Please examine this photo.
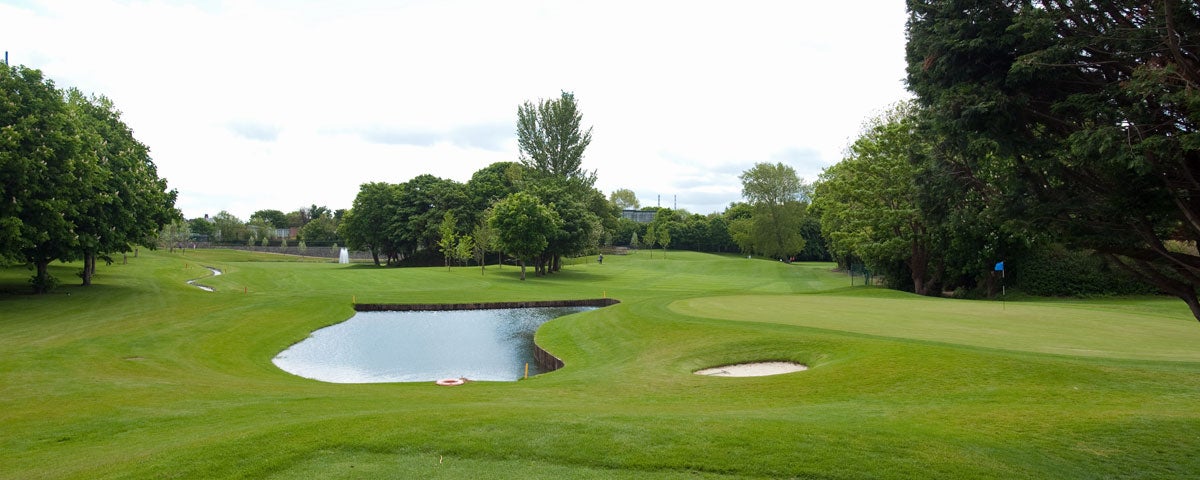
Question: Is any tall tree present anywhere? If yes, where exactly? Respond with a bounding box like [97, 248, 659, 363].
[341, 182, 399, 266]
[489, 192, 561, 281]
[2, 65, 87, 291]
[907, 0, 1200, 317]
[68, 89, 174, 285]
[736, 162, 809, 260]
[471, 214, 496, 275]
[517, 91, 595, 185]
[813, 102, 941, 295]
[2, 66, 175, 290]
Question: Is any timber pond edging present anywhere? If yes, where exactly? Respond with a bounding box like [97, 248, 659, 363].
[352, 298, 620, 374]
[353, 298, 619, 312]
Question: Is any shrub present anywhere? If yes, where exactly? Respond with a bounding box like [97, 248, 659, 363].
[1012, 245, 1157, 296]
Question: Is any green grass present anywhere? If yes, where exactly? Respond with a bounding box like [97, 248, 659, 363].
[1, 249, 1198, 479]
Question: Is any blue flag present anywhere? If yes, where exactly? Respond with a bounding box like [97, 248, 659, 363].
[994, 261, 1005, 272]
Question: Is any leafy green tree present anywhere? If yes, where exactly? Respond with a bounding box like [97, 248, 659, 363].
[304, 205, 330, 225]
[66, 89, 177, 285]
[472, 214, 497, 274]
[455, 234, 474, 267]
[736, 162, 808, 260]
[341, 182, 399, 266]
[907, 0, 1200, 317]
[437, 211, 458, 271]
[1, 65, 176, 290]
[188, 217, 215, 239]
[517, 91, 595, 185]
[513, 92, 617, 273]
[158, 220, 191, 253]
[299, 216, 339, 244]
[644, 224, 657, 259]
[388, 174, 466, 261]
[795, 216, 830, 261]
[251, 209, 288, 229]
[284, 210, 306, 229]
[609, 188, 640, 210]
[464, 162, 524, 227]
[525, 182, 602, 273]
[0, 65, 86, 291]
[658, 224, 671, 258]
[703, 213, 737, 253]
[489, 192, 561, 281]
[813, 102, 944, 294]
[630, 231, 640, 251]
[247, 216, 275, 242]
[211, 211, 247, 244]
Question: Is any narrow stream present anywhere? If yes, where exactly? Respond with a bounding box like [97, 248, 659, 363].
[186, 266, 222, 292]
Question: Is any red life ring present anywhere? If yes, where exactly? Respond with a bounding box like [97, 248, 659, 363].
[435, 378, 465, 386]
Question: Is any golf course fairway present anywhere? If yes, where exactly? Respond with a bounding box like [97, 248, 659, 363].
[2, 249, 1198, 479]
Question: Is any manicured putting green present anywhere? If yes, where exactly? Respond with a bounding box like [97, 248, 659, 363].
[672, 293, 1200, 361]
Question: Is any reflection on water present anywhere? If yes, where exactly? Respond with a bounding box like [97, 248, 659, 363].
[273, 306, 594, 383]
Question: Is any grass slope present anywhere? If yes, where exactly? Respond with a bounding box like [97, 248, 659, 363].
[1, 250, 1198, 479]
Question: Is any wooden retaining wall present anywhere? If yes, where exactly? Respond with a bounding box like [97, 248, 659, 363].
[353, 298, 619, 312]
[352, 298, 621, 374]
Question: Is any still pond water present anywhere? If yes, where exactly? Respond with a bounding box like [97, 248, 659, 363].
[273, 306, 595, 383]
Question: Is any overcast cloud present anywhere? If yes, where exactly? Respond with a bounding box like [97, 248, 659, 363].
[1, 0, 912, 219]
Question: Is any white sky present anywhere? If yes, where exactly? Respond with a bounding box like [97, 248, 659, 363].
[2, 0, 912, 220]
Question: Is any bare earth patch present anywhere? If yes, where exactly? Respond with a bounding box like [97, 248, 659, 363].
[694, 362, 808, 377]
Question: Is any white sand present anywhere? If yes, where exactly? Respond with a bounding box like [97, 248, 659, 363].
[694, 362, 808, 377]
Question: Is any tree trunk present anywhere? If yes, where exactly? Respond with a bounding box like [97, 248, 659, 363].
[552, 255, 562, 272]
[81, 253, 94, 286]
[519, 259, 527, 281]
[371, 249, 380, 266]
[33, 260, 50, 294]
[908, 240, 936, 296]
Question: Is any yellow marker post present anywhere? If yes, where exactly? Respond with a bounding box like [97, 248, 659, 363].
[524, 363, 529, 379]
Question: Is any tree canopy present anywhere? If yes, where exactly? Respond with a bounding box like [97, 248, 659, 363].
[609, 188, 640, 210]
[734, 162, 809, 260]
[907, 0, 1200, 318]
[517, 91, 595, 186]
[489, 192, 560, 281]
[1, 64, 176, 291]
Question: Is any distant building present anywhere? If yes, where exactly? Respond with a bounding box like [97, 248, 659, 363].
[620, 209, 656, 223]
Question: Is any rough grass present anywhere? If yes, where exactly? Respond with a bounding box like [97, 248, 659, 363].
[1, 249, 1198, 479]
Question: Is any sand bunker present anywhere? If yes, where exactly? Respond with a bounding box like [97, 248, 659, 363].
[694, 362, 808, 377]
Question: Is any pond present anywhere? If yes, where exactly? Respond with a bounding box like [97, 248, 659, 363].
[272, 306, 595, 383]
